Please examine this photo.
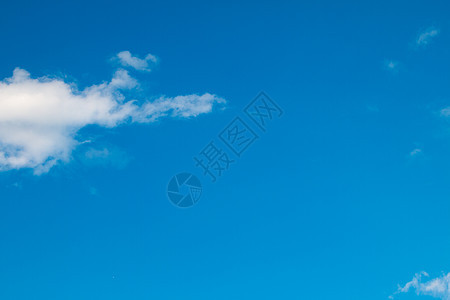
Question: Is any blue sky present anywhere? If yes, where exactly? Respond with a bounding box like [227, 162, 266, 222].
[1, 0, 450, 299]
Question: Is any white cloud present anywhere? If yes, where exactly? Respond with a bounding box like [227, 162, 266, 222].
[89, 187, 98, 196]
[391, 272, 450, 299]
[385, 60, 399, 72]
[387, 61, 396, 69]
[416, 27, 439, 47]
[83, 146, 131, 169]
[410, 148, 422, 157]
[440, 107, 450, 117]
[116, 51, 158, 71]
[0, 58, 225, 174]
[366, 104, 379, 113]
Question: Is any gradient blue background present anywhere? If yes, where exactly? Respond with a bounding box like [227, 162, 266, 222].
[1, 0, 450, 299]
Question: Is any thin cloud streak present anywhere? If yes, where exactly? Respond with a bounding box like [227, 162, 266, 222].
[416, 27, 439, 47]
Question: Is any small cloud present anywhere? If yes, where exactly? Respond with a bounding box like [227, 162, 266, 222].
[83, 146, 131, 170]
[390, 271, 450, 299]
[410, 148, 422, 157]
[384, 60, 400, 73]
[387, 61, 396, 69]
[386, 60, 398, 70]
[6, 181, 22, 189]
[416, 27, 439, 47]
[89, 187, 98, 196]
[116, 51, 158, 72]
[85, 148, 111, 159]
[440, 107, 450, 117]
[366, 104, 379, 113]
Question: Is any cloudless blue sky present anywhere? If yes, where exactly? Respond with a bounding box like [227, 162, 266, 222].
[1, 0, 450, 299]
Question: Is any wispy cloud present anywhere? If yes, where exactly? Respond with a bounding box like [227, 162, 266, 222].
[83, 146, 131, 170]
[116, 50, 158, 72]
[409, 148, 422, 157]
[384, 60, 400, 73]
[416, 27, 440, 47]
[89, 187, 99, 196]
[390, 272, 450, 299]
[366, 104, 379, 113]
[0, 52, 225, 174]
[440, 107, 450, 117]
[383, 59, 400, 74]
